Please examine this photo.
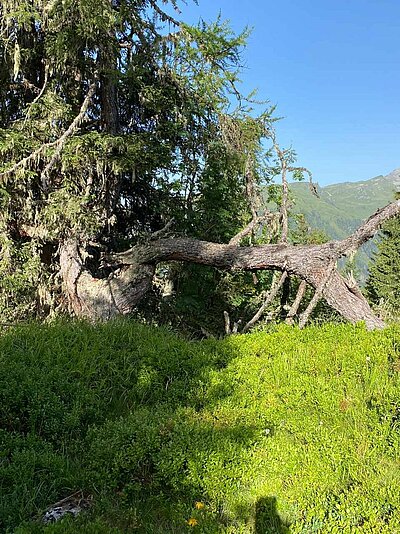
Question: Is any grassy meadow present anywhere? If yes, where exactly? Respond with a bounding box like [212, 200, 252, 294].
[0, 320, 399, 533]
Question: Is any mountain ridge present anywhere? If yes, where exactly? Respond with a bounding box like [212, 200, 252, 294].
[287, 168, 400, 280]
[289, 168, 400, 240]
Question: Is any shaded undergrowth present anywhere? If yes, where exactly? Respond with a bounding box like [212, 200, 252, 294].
[0, 320, 399, 532]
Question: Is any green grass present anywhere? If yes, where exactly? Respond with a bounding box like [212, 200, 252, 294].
[0, 320, 399, 532]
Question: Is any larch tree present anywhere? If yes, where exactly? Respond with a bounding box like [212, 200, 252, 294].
[0, 0, 399, 330]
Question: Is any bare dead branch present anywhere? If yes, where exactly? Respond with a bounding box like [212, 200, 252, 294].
[41, 82, 97, 188]
[232, 319, 242, 333]
[298, 260, 336, 328]
[241, 270, 288, 333]
[287, 165, 319, 197]
[0, 145, 45, 182]
[148, 0, 181, 26]
[285, 279, 307, 325]
[0, 82, 96, 185]
[338, 198, 400, 255]
[279, 159, 289, 244]
[229, 213, 275, 246]
[150, 218, 175, 240]
[23, 66, 50, 127]
[269, 133, 289, 244]
[243, 156, 259, 220]
[223, 310, 231, 335]
[267, 127, 317, 243]
[29, 65, 49, 107]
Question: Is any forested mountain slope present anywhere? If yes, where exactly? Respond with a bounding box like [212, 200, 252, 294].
[290, 169, 400, 239]
[288, 168, 400, 280]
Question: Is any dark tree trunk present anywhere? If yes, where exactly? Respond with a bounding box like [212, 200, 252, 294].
[280, 275, 291, 319]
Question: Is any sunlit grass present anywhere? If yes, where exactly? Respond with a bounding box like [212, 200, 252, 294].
[0, 320, 398, 532]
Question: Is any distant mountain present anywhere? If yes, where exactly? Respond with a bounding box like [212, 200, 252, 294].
[288, 168, 400, 241]
[276, 169, 400, 282]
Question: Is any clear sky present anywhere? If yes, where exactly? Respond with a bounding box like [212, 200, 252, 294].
[178, 0, 400, 185]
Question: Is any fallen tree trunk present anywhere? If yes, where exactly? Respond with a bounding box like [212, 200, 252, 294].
[59, 198, 400, 329]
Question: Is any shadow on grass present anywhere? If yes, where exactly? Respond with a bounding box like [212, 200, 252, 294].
[0, 320, 257, 532]
[254, 497, 290, 534]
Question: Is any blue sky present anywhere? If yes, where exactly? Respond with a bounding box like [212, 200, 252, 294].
[179, 0, 400, 185]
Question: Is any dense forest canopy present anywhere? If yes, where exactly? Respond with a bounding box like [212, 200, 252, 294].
[0, 0, 272, 324]
[0, 0, 399, 331]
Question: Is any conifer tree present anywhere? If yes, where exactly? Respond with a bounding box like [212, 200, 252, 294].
[0, 1, 399, 330]
[366, 202, 400, 312]
[0, 0, 271, 322]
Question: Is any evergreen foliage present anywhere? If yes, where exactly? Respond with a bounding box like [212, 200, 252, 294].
[366, 199, 400, 314]
[0, 0, 278, 323]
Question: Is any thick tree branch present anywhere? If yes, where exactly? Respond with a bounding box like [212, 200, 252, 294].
[104, 237, 379, 328]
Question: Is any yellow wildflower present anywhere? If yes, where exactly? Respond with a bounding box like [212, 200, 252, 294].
[195, 501, 205, 510]
[187, 518, 198, 527]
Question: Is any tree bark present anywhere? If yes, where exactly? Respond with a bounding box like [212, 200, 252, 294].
[59, 240, 154, 320]
[59, 199, 400, 329]
[285, 280, 306, 325]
